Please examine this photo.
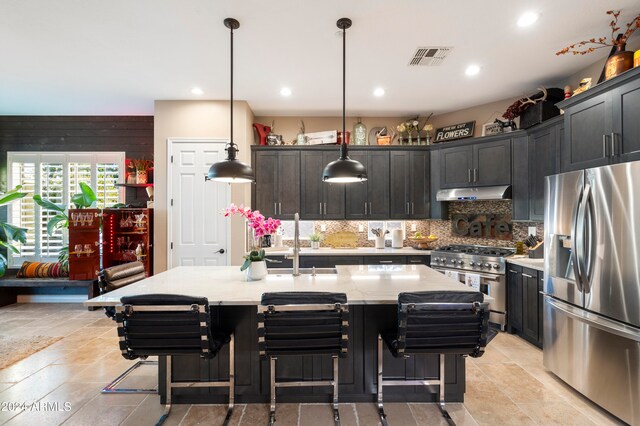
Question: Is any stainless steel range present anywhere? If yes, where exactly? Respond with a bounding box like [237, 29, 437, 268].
[430, 244, 515, 329]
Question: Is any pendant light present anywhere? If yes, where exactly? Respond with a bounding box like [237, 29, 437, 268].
[206, 18, 255, 183]
[322, 18, 367, 183]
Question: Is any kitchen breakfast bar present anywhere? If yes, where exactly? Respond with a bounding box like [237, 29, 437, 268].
[85, 264, 491, 404]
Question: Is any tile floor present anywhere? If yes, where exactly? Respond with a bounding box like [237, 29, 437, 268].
[0, 303, 625, 425]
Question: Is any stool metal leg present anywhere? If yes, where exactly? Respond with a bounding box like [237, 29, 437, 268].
[101, 360, 158, 394]
[332, 355, 340, 425]
[269, 356, 276, 425]
[223, 333, 235, 426]
[438, 354, 455, 426]
[157, 355, 172, 426]
[377, 334, 388, 426]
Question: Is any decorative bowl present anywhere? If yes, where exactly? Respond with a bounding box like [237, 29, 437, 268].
[408, 236, 438, 250]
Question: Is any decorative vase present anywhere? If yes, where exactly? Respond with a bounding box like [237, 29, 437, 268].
[245, 260, 267, 281]
[136, 170, 148, 184]
[605, 44, 634, 81]
[297, 133, 307, 145]
[375, 236, 385, 249]
[417, 133, 422, 145]
[262, 235, 272, 248]
[311, 241, 320, 249]
[425, 132, 432, 145]
[353, 119, 367, 145]
[274, 234, 283, 248]
[406, 133, 412, 145]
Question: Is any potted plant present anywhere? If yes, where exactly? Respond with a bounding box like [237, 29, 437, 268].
[309, 232, 322, 249]
[0, 186, 28, 277]
[223, 204, 281, 280]
[131, 159, 152, 184]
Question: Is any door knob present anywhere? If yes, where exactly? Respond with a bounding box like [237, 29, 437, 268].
[216, 249, 226, 254]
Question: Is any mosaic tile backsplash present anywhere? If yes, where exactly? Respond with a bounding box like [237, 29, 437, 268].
[279, 201, 543, 251]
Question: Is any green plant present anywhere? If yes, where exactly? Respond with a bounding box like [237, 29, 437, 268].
[0, 186, 28, 277]
[240, 249, 279, 271]
[309, 233, 322, 242]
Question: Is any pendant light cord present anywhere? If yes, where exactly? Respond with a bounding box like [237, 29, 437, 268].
[229, 24, 234, 150]
[340, 22, 347, 160]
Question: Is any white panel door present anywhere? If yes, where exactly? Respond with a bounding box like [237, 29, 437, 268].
[169, 140, 229, 268]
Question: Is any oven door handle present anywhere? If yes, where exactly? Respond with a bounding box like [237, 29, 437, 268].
[431, 267, 503, 281]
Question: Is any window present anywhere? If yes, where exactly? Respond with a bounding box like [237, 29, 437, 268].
[7, 152, 125, 265]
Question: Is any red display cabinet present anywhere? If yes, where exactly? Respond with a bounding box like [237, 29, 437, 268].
[102, 208, 153, 276]
[68, 209, 101, 280]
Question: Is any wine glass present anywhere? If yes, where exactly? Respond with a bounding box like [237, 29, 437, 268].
[74, 244, 82, 257]
[71, 212, 78, 227]
[84, 244, 92, 256]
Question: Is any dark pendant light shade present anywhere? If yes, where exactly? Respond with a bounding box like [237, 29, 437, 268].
[322, 17, 367, 183]
[206, 18, 255, 183]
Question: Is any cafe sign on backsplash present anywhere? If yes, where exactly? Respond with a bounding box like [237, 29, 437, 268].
[451, 213, 512, 240]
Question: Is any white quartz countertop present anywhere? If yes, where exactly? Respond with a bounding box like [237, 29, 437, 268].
[264, 247, 431, 256]
[507, 256, 544, 272]
[84, 264, 489, 307]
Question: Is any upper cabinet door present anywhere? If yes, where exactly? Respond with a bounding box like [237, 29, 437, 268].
[322, 151, 346, 219]
[366, 151, 390, 219]
[474, 138, 511, 186]
[439, 145, 473, 189]
[345, 151, 369, 220]
[561, 92, 614, 172]
[389, 151, 410, 218]
[300, 151, 325, 220]
[613, 77, 640, 163]
[276, 151, 300, 220]
[253, 152, 277, 218]
[528, 123, 561, 221]
[410, 151, 430, 218]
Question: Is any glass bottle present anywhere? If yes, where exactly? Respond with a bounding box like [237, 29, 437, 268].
[353, 118, 367, 145]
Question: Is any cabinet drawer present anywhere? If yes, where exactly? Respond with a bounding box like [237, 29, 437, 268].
[406, 255, 431, 265]
[300, 256, 363, 268]
[363, 256, 406, 265]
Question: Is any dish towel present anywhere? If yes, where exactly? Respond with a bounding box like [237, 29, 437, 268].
[444, 270, 460, 282]
[466, 273, 481, 290]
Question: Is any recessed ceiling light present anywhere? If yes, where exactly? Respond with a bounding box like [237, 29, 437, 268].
[191, 87, 204, 95]
[280, 87, 292, 97]
[517, 11, 539, 27]
[465, 64, 480, 76]
[373, 87, 385, 97]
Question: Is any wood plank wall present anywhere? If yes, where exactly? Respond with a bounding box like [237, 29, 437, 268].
[0, 116, 154, 204]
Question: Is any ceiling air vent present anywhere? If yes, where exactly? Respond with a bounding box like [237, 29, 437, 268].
[409, 47, 453, 66]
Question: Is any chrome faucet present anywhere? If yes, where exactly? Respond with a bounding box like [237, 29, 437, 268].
[287, 212, 301, 276]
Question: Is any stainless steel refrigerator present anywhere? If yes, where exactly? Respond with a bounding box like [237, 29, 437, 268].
[544, 161, 640, 425]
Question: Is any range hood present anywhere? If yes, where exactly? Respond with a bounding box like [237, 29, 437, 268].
[436, 185, 512, 201]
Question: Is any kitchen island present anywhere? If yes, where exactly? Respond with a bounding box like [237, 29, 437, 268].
[86, 265, 489, 404]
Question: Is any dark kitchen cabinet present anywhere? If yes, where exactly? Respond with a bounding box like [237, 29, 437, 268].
[345, 151, 390, 220]
[389, 150, 430, 219]
[613, 75, 640, 163]
[558, 67, 640, 171]
[265, 256, 293, 269]
[521, 269, 539, 343]
[511, 135, 530, 221]
[252, 151, 300, 220]
[300, 151, 345, 220]
[363, 256, 406, 265]
[507, 263, 544, 348]
[439, 137, 511, 188]
[528, 118, 562, 221]
[507, 265, 523, 333]
[406, 255, 431, 265]
[300, 256, 363, 268]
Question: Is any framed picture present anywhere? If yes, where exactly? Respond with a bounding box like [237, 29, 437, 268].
[482, 122, 503, 137]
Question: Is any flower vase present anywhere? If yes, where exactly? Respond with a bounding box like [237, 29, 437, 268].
[406, 133, 412, 145]
[245, 260, 267, 281]
[311, 241, 320, 249]
[417, 133, 422, 145]
[605, 44, 634, 81]
[425, 132, 432, 145]
[136, 170, 148, 184]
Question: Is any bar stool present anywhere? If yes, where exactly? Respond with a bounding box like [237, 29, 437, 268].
[377, 291, 495, 426]
[258, 292, 349, 425]
[98, 261, 156, 394]
[116, 294, 234, 426]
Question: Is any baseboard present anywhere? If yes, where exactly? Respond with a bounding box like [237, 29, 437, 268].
[16, 294, 88, 304]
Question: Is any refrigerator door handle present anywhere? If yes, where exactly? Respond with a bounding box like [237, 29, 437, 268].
[583, 184, 596, 293]
[571, 189, 585, 292]
[546, 297, 640, 343]
[576, 184, 591, 294]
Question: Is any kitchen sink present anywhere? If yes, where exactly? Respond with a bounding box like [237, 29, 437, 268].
[267, 267, 338, 275]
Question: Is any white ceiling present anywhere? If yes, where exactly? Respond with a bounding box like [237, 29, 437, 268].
[1, 0, 638, 116]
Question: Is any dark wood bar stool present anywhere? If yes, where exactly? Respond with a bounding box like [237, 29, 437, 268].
[377, 291, 495, 426]
[116, 294, 234, 426]
[98, 261, 156, 394]
[258, 292, 349, 425]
